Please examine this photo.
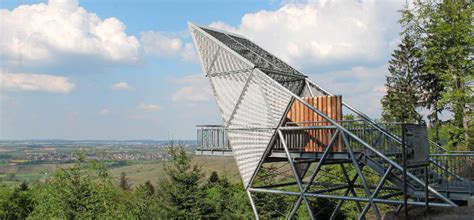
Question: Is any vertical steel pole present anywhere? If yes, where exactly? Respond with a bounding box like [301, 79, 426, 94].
[424, 165, 429, 211]
[402, 126, 408, 219]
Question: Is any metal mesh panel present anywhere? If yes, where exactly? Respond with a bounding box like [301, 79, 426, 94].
[201, 27, 306, 96]
[192, 27, 251, 75]
[263, 71, 306, 95]
[190, 24, 294, 187]
[301, 81, 328, 97]
[227, 70, 293, 187]
[209, 70, 252, 124]
[226, 129, 274, 186]
[228, 35, 305, 77]
[208, 44, 252, 74]
[228, 70, 293, 129]
[191, 28, 220, 73]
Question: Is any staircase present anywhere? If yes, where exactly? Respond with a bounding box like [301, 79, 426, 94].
[340, 116, 474, 203]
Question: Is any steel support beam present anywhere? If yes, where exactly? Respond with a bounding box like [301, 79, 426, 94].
[247, 190, 259, 220]
[341, 132, 382, 220]
[359, 165, 394, 219]
[278, 130, 315, 220]
[247, 187, 455, 207]
[288, 130, 340, 218]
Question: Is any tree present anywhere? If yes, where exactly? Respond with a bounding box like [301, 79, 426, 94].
[382, 35, 423, 124]
[143, 181, 155, 196]
[156, 146, 208, 218]
[398, 0, 473, 148]
[125, 181, 159, 219]
[119, 172, 131, 191]
[252, 166, 290, 218]
[29, 150, 126, 219]
[2, 181, 34, 219]
[204, 171, 234, 218]
[207, 171, 220, 185]
[422, 0, 473, 149]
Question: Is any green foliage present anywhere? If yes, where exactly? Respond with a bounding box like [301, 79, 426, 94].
[204, 171, 253, 219]
[156, 146, 212, 218]
[119, 172, 131, 191]
[125, 181, 159, 219]
[399, 0, 473, 149]
[28, 150, 126, 219]
[0, 181, 34, 219]
[382, 34, 423, 124]
[423, 0, 473, 148]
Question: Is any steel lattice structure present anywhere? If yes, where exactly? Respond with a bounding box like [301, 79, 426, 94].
[188, 22, 470, 219]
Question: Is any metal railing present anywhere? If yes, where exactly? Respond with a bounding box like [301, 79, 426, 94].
[429, 153, 474, 192]
[196, 125, 230, 151]
[279, 118, 474, 198]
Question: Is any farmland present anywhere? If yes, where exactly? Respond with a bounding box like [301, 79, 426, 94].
[0, 140, 240, 187]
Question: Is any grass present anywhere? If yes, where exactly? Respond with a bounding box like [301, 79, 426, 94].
[0, 155, 241, 188]
[109, 155, 240, 187]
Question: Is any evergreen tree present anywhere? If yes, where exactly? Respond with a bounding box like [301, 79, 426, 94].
[119, 172, 131, 191]
[29, 150, 125, 219]
[156, 146, 208, 218]
[207, 171, 220, 185]
[3, 181, 33, 219]
[126, 181, 159, 219]
[252, 166, 290, 218]
[382, 35, 422, 124]
[143, 180, 155, 196]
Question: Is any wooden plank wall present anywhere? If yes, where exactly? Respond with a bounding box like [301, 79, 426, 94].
[286, 95, 342, 152]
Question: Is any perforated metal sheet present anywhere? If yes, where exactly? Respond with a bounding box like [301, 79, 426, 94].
[190, 23, 293, 187]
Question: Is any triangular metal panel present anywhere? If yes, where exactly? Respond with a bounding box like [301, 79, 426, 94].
[190, 27, 220, 73]
[209, 70, 252, 124]
[208, 45, 252, 75]
[226, 70, 293, 187]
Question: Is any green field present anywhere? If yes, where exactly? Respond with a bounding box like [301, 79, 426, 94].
[110, 156, 240, 187]
[0, 155, 241, 187]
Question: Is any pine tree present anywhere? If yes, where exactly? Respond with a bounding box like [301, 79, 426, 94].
[143, 180, 155, 196]
[207, 171, 220, 185]
[381, 35, 422, 124]
[119, 172, 131, 191]
[157, 146, 208, 218]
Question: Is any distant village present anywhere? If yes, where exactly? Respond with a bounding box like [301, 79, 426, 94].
[24, 151, 167, 163]
[0, 140, 196, 165]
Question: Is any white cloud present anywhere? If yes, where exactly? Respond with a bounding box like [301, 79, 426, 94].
[172, 74, 212, 102]
[0, 94, 17, 104]
[0, 0, 140, 66]
[137, 102, 161, 112]
[111, 81, 132, 90]
[99, 108, 110, 115]
[209, 0, 402, 68]
[140, 31, 196, 61]
[0, 72, 74, 93]
[308, 65, 387, 117]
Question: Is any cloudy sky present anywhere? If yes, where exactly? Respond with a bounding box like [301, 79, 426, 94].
[0, 0, 406, 140]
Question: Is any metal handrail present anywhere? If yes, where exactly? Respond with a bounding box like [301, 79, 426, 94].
[287, 92, 457, 206]
[304, 79, 467, 185]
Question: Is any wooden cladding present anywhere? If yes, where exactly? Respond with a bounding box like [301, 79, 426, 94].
[286, 95, 342, 152]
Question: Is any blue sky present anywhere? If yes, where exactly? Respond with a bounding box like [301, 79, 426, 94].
[0, 0, 406, 140]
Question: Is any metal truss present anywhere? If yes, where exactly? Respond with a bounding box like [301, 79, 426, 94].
[188, 22, 458, 220]
[245, 95, 457, 219]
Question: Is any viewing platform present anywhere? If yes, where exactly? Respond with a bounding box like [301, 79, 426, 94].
[189, 22, 474, 219]
[195, 125, 232, 156]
